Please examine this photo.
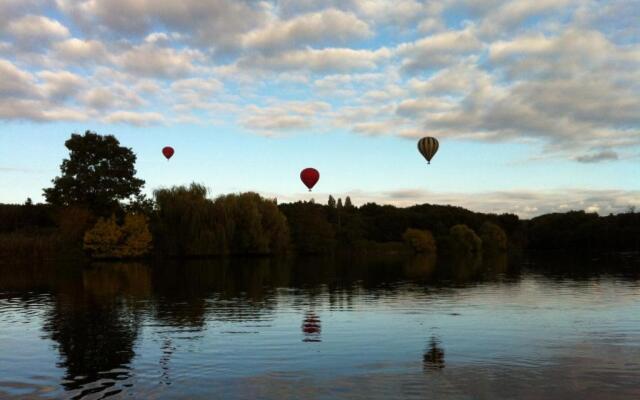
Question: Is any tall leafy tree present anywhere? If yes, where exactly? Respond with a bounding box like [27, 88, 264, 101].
[43, 131, 144, 215]
[344, 196, 353, 209]
[327, 195, 336, 208]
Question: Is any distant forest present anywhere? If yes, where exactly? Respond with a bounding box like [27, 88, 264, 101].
[1, 131, 638, 261]
[1, 189, 639, 261]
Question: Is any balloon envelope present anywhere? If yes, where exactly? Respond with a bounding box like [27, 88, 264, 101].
[417, 137, 439, 164]
[162, 146, 174, 160]
[300, 168, 320, 191]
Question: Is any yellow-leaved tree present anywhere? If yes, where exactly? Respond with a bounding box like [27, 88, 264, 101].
[83, 213, 152, 258]
[118, 213, 153, 257]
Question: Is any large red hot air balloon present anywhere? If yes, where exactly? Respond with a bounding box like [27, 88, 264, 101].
[300, 168, 319, 191]
[162, 146, 174, 160]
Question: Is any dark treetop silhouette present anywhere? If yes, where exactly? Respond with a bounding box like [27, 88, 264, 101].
[43, 131, 144, 216]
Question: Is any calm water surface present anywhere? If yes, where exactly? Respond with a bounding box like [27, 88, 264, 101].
[1, 254, 639, 399]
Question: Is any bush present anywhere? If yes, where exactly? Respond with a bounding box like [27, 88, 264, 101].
[448, 224, 482, 254]
[83, 213, 152, 258]
[403, 228, 437, 254]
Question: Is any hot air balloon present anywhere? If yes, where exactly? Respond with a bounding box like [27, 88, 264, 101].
[300, 168, 319, 191]
[417, 137, 439, 164]
[162, 146, 174, 160]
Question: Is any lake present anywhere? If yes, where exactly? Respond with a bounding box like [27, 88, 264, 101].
[1, 253, 639, 399]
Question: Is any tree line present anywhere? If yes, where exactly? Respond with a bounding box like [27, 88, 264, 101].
[0, 131, 638, 261]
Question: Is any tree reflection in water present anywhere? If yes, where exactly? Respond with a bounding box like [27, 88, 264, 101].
[21, 254, 521, 397]
[42, 263, 149, 397]
[423, 336, 445, 371]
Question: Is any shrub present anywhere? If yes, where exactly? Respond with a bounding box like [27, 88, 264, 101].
[83, 214, 152, 258]
[119, 214, 153, 257]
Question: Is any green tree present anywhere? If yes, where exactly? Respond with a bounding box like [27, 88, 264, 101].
[344, 196, 353, 209]
[403, 228, 437, 254]
[43, 131, 144, 215]
[153, 185, 289, 256]
[153, 184, 223, 256]
[279, 201, 335, 254]
[479, 221, 508, 253]
[449, 224, 482, 254]
[328, 195, 336, 208]
[217, 192, 289, 255]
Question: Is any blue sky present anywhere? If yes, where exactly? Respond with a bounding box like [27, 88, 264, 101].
[0, 0, 638, 217]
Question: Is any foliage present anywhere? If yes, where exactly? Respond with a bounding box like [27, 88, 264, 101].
[448, 224, 482, 254]
[327, 195, 336, 208]
[279, 201, 336, 254]
[43, 131, 144, 215]
[83, 214, 152, 258]
[0, 203, 55, 233]
[123, 194, 155, 215]
[0, 231, 66, 261]
[153, 184, 289, 256]
[217, 192, 290, 254]
[526, 210, 640, 251]
[344, 196, 353, 209]
[403, 228, 437, 254]
[153, 184, 223, 256]
[479, 221, 508, 253]
[83, 216, 122, 257]
[120, 214, 153, 257]
[55, 206, 94, 241]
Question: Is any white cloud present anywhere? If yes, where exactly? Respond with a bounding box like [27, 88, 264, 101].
[103, 111, 165, 126]
[52, 38, 109, 63]
[81, 84, 145, 110]
[0, 98, 88, 122]
[276, 0, 433, 26]
[169, 77, 224, 110]
[477, 0, 576, 37]
[236, 47, 391, 73]
[575, 151, 619, 163]
[241, 101, 331, 135]
[116, 43, 201, 78]
[38, 70, 86, 100]
[0, 59, 38, 97]
[242, 9, 371, 52]
[408, 60, 491, 96]
[397, 29, 483, 72]
[0, 0, 634, 162]
[56, 0, 270, 53]
[6, 15, 70, 45]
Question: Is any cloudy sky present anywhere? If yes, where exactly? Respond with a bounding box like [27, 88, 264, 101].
[0, 0, 638, 217]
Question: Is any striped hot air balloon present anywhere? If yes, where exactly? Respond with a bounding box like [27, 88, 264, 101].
[417, 137, 439, 164]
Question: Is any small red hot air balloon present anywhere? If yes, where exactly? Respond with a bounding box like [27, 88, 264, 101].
[300, 168, 319, 191]
[162, 146, 174, 160]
